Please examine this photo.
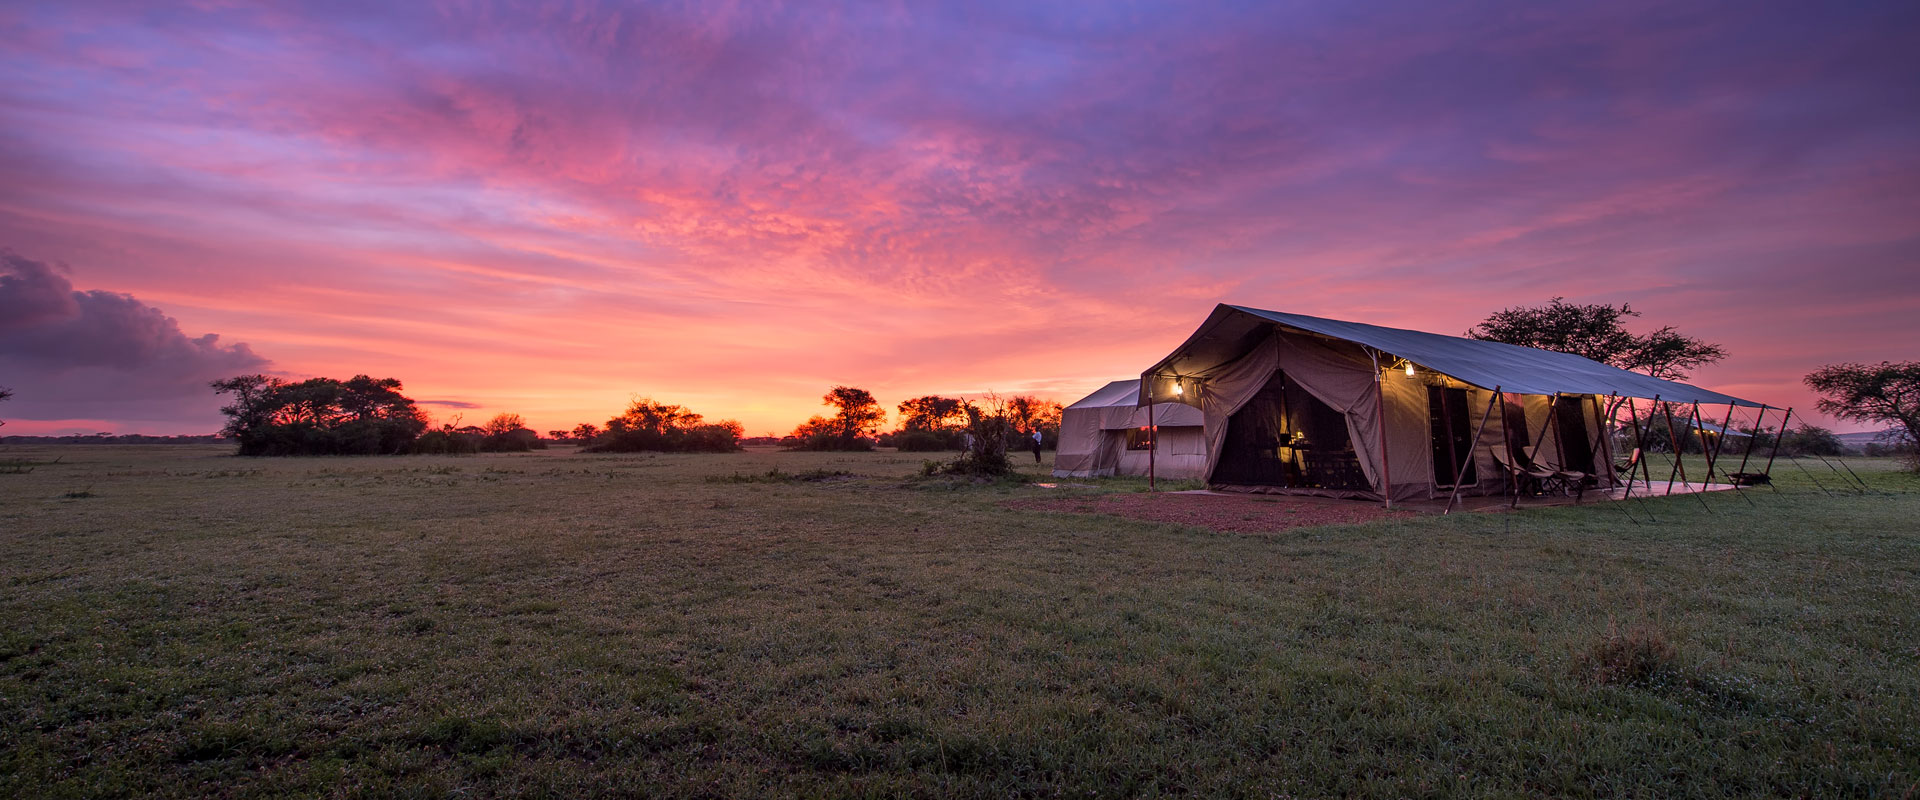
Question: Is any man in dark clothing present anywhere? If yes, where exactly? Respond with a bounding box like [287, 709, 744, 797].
[1030, 430, 1043, 463]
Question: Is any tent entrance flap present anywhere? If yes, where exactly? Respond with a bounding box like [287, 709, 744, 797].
[1428, 386, 1478, 489]
[1212, 370, 1365, 490]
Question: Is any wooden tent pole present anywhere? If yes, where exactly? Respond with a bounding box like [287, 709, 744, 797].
[1443, 386, 1500, 515]
[1528, 394, 1558, 464]
[1543, 393, 1578, 501]
[1707, 402, 1737, 481]
[1593, 394, 1618, 487]
[1662, 401, 1712, 511]
[1732, 405, 1768, 481]
[1761, 407, 1793, 486]
[1661, 402, 1686, 494]
[1693, 402, 1723, 483]
[1370, 349, 1392, 510]
[1147, 379, 1157, 493]
[1621, 397, 1653, 517]
[1503, 392, 1522, 509]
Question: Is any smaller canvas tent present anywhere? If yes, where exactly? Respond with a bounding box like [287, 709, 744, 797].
[1054, 380, 1207, 479]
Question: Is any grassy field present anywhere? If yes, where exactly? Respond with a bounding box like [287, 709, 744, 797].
[1, 444, 1916, 798]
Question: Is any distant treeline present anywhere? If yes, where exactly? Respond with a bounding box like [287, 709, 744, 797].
[197, 375, 1061, 457]
[1, 434, 225, 445]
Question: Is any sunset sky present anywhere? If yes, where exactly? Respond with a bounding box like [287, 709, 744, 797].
[2, 1, 1916, 436]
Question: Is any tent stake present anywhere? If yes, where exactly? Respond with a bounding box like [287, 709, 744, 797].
[1443, 386, 1500, 515]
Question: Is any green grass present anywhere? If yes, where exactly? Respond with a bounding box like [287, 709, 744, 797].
[1, 444, 1916, 798]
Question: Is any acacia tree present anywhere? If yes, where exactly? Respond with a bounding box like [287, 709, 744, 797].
[1806, 361, 1920, 465]
[211, 374, 428, 456]
[895, 395, 965, 451]
[791, 386, 885, 450]
[898, 395, 965, 432]
[1468, 298, 1726, 380]
[0, 386, 12, 429]
[592, 398, 740, 453]
[1005, 396, 1064, 446]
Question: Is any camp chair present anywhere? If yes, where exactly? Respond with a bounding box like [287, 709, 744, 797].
[1615, 448, 1642, 476]
[1491, 447, 1562, 497]
[1526, 449, 1590, 500]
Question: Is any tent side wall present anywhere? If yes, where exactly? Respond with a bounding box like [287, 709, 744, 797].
[1052, 404, 1110, 477]
[1112, 426, 1206, 479]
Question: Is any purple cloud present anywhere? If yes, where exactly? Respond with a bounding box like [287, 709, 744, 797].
[0, 251, 269, 428]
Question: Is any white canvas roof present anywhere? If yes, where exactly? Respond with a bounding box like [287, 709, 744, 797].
[1069, 380, 1203, 428]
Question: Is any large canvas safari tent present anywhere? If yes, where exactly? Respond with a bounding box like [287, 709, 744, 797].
[1138, 305, 1766, 505]
[1054, 380, 1206, 479]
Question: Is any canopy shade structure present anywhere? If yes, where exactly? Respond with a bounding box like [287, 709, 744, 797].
[1140, 305, 1761, 408]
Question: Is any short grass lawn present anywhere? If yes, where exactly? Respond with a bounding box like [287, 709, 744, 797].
[2, 445, 1916, 798]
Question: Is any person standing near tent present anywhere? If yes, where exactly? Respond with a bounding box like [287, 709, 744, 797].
[1030, 429, 1043, 463]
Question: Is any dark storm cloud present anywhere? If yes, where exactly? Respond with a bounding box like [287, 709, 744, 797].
[0, 251, 269, 427]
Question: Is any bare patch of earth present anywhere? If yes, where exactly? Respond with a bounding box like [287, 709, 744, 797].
[1007, 492, 1407, 533]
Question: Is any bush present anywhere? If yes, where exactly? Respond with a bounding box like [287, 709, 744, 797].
[480, 428, 545, 452]
[590, 423, 741, 454]
[894, 430, 958, 452]
[787, 431, 875, 452]
[1574, 622, 1680, 688]
[410, 429, 481, 455]
[924, 396, 1016, 477]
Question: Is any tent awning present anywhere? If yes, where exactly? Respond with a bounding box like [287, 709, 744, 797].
[1142, 305, 1764, 407]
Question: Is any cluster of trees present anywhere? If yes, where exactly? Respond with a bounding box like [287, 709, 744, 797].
[1806, 361, 1920, 463]
[1469, 298, 1727, 380]
[585, 398, 743, 453]
[211, 375, 547, 456]
[780, 386, 1062, 454]
[412, 413, 547, 454]
[213, 375, 431, 456]
[789, 387, 889, 451]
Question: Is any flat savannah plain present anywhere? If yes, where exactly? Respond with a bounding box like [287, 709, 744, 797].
[2, 444, 1917, 798]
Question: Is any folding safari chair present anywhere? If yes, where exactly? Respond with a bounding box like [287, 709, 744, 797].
[1492, 447, 1561, 498]
[1527, 449, 1590, 502]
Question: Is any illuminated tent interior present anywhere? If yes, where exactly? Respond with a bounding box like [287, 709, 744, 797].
[1138, 305, 1765, 503]
[1053, 379, 1207, 479]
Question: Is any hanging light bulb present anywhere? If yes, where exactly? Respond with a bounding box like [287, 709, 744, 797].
[1404, 361, 1416, 377]
[1173, 379, 1184, 396]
